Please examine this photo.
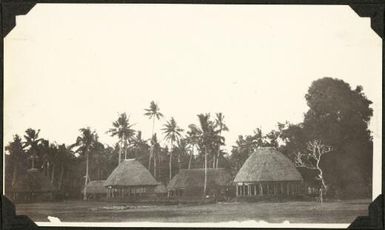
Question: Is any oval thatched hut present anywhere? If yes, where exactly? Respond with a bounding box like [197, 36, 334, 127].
[104, 159, 158, 199]
[82, 180, 107, 200]
[234, 147, 303, 198]
[167, 168, 233, 200]
[12, 168, 57, 201]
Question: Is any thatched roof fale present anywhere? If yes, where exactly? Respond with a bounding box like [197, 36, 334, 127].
[104, 159, 158, 187]
[167, 168, 232, 190]
[234, 147, 303, 183]
[83, 180, 107, 194]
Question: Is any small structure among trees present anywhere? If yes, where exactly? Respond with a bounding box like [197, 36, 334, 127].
[234, 147, 303, 199]
[104, 159, 159, 200]
[167, 168, 233, 200]
[82, 180, 107, 200]
[12, 168, 57, 202]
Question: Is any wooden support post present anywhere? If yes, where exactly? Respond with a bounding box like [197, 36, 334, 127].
[259, 183, 263, 196]
[236, 184, 238, 197]
[248, 184, 251, 196]
[240, 184, 242, 196]
[286, 183, 290, 196]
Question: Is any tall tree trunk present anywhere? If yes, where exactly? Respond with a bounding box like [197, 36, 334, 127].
[215, 155, 217, 168]
[31, 157, 35, 169]
[51, 164, 55, 184]
[203, 146, 208, 198]
[157, 151, 161, 179]
[154, 149, 157, 179]
[59, 164, 64, 190]
[152, 118, 156, 176]
[149, 118, 155, 173]
[212, 154, 216, 168]
[188, 150, 193, 169]
[316, 157, 327, 203]
[118, 141, 122, 165]
[178, 153, 181, 173]
[97, 167, 100, 180]
[148, 151, 152, 171]
[169, 146, 173, 181]
[44, 161, 47, 176]
[11, 165, 18, 187]
[216, 129, 222, 169]
[216, 153, 220, 168]
[83, 152, 89, 200]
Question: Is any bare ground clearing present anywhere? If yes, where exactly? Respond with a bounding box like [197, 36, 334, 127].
[15, 199, 370, 223]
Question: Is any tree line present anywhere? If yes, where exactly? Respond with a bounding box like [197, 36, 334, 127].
[5, 77, 373, 199]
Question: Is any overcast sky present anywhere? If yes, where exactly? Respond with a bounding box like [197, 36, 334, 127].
[4, 4, 382, 153]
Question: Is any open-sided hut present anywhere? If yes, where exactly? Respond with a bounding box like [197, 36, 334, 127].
[104, 159, 158, 199]
[167, 168, 232, 200]
[234, 147, 303, 198]
[12, 168, 57, 201]
[82, 180, 107, 200]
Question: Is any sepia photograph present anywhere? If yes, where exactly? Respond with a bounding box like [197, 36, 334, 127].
[3, 3, 383, 228]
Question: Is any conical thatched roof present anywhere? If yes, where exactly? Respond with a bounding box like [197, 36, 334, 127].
[234, 147, 303, 183]
[104, 159, 158, 187]
[82, 180, 107, 194]
[167, 168, 232, 190]
[13, 169, 57, 193]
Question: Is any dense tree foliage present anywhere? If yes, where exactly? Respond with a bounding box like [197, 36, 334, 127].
[279, 77, 373, 198]
[303, 77, 373, 197]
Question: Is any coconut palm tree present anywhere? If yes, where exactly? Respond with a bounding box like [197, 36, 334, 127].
[56, 144, 74, 191]
[22, 128, 43, 169]
[150, 133, 162, 177]
[73, 127, 98, 200]
[107, 113, 135, 165]
[186, 125, 202, 169]
[174, 138, 190, 171]
[37, 140, 59, 183]
[214, 113, 228, 168]
[48, 144, 58, 184]
[162, 117, 183, 181]
[144, 101, 163, 177]
[191, 114, 220, 197]
[197, 114, 211, 197]
[131, 131, 150, 162]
